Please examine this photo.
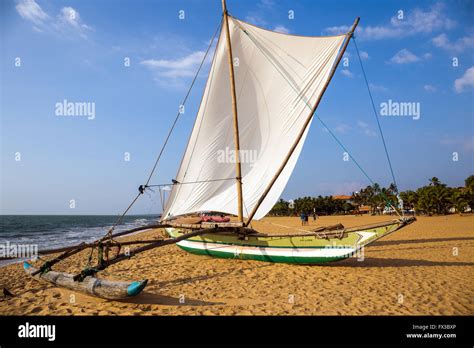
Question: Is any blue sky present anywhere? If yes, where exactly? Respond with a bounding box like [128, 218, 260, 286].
[1, 0, 473, 215]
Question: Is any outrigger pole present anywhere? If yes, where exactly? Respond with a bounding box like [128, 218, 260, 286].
[244, 17, 360, 226]
[222, 0, 244, 223]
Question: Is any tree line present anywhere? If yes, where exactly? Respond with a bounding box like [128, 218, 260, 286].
[269, 175, 474, 216]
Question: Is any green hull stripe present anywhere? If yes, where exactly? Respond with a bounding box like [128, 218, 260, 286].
[180, 238, 354, 249]
[178, 244, 349, 264]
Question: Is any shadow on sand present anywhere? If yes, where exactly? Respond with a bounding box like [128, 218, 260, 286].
[118, 292, 225, 306]
[118, 264, 272, 305]
[372, 236, 474, 247]
[332, 257, 474, 268]
[155, 264, 272, 289]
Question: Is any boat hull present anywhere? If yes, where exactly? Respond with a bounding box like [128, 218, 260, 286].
[165, 219, 409, 264]
[176, 238, 354, 263]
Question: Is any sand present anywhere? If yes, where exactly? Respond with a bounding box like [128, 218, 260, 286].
[0, 215, 473, 315]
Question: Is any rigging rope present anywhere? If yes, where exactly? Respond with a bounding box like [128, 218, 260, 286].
[234, 20, 376, 184]
[234, 19, 403, 218]
[101, 18, 223, 238]
[146, 177, 236, 188]
[144, 17, 223, 187]
[352, 38, 399, 194]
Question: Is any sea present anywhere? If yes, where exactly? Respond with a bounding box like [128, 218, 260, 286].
[0, 215, 161, 266]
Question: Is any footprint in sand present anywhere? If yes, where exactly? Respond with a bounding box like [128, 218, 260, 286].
[29, 306, 42, 314]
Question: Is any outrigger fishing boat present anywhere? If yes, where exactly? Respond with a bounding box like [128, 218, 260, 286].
[24, 0, 415, 299]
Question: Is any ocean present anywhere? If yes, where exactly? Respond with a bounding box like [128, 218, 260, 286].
[0, 215, 160, 266]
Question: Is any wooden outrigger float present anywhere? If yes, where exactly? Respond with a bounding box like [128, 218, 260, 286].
[23, 225, 218, 300]
[23, 0, 415, 300]
[24, 262, 149, 300]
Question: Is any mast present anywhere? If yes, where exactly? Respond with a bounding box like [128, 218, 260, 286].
[222, 0, 244, 223]
[245, 17, 360, 226]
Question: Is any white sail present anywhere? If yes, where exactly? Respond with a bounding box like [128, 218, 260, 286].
[163, 17, 346, 221]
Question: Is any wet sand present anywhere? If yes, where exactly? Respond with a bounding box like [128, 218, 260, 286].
[0, 215, 473, 315]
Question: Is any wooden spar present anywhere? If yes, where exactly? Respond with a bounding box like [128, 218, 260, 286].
[253, 217, 415, 238]
[29, 223, 171, 276]
[36, 223, 170, 256]
[71, 227, 224, 280]
[244, 17, 360, 226]
[222, 0, 244, 223]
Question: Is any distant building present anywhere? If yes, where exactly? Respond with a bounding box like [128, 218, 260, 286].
[332, 195, 352, 202]
[356, 205, 371, 214]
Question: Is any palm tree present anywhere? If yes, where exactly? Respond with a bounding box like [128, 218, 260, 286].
[451, 189, 468, 215]
[465, 175, 474, 209]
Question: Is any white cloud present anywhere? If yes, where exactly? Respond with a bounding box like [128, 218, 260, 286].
[432, 33, 474, 53]
[357, 121, 376, 137]
[369, 83, 388, 92]
[440, 135, 474, 152]
[341, 69, 354, 78]
[15, 1, 92, 39]
[465, 137, 474, 152]
[54, 7, 92, 39]
[359, 51, 369, 60]
[389, 49, 420, 64]
[141, 51, 211, 87]
[454, 66, 474, 93]
[245, 15, 267, 26]
[273, 25, 290, 34]
[15, 0, 49, 25]
[314, 181, 365, 196]
[424, 84, 437, 92]
[324, 2, 455, 41]
[423, 52, 433, 59]
[324, 25, 351, 36]
[258, 0, 275, 9]
[335, 123, 350, 134]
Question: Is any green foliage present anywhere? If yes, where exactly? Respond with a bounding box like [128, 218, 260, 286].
[413, 177, 470, 215]
[268, 195, 355, 216]
[269, 175, 474, 216]
[465, 175, 474, 208]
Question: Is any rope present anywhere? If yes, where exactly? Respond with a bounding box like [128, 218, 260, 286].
[243, 201, 253, 230]
[144, 17, 223, 186]
[146, 177, 236, 188]
[353, 38, 399, 194]
[353, 38, 403, 218]
[100, 18, 223, 239]
[35, 18, 225, 279]
[257, 219, 311, 234]
[234, 22, 375, 186]
[234, 20, 403, 219]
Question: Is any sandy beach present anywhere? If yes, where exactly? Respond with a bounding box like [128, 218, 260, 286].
[0, 215, 472, 315]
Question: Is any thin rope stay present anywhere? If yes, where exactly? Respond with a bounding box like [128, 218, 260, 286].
[146, 177, 236, 188]
[103, 18, 223, 238]
[233, 20, 403, 218]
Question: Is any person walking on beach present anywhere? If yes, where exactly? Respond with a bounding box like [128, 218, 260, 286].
[300, 212, 307, 226]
